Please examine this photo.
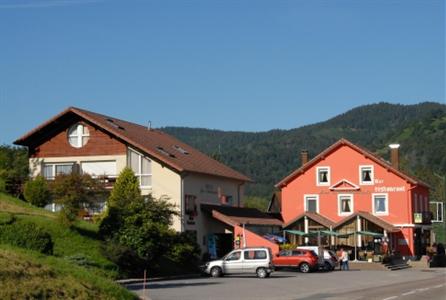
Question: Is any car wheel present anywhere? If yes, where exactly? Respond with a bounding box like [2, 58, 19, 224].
[299, 263, 310, 273]
[256, 267, 267, 278]
[210, 266, 222, 278]
[324, 262, 332, 271]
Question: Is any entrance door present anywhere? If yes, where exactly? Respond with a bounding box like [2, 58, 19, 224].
[414, 228, 422, 258]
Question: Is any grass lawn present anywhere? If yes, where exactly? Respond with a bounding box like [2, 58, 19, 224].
[0, 192, 137, 299]
[0, 245, 136, 299]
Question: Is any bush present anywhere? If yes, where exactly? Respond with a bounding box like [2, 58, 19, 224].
[0, 212, 15, 225]
[101, 241, 145, 278]
[23, 176, 51, 207]
[51, 173, 105, 227]
[0, 222, 53, 254]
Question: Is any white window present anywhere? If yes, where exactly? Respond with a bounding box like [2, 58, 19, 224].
[42, 163, 74, 180]
[338, 194, 354, 216]
[68, 123, 90, 148]
[127, 148, 152, 187]
[81, 161, 117, 178]
[359, 165, 374, 185]
[316, 166, 330, 186]
[431, 202, 444, 223]
[304, 195, 319, 213]
[372, 193, 388, 215]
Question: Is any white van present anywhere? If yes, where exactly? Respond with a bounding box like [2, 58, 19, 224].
[201, 247, 274, 278]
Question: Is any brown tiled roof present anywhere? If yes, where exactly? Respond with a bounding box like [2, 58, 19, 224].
[283, 211, 335, 228]
[14, 107, 251, 182]
[201, 204, 283, 226]
[333, 211, 398, 233]
[275, 138, 428, 188]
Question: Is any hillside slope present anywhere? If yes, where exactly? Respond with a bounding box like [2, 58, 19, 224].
[0, 193, 136, 299]
[163, 102, 446, 198]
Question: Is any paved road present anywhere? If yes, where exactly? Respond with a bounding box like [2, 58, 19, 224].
[126, 269, 446, 300]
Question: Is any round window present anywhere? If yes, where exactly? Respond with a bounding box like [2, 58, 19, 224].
[68, 123, 90, 148]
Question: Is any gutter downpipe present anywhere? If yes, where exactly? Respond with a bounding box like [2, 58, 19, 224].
[406, 184, 417, 255]
[242, 223, 247, 247]
[180, 172, 189, 232]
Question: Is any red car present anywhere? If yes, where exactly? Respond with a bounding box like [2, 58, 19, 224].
[273, 249, 319, 273]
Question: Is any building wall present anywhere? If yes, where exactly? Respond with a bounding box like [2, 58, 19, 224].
[234, 225, 280, 255]
[30, 122, 126, 158]
[183, 174, 245, 254]
[281, 145, 415, 225]
[280, 144, 430, 257]
[147, 161, 182, 231]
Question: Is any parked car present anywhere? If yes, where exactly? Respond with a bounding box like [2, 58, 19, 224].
[273, 249, 319, 273]
[201, 247, 274, 278]
[296, 246, 338, 271]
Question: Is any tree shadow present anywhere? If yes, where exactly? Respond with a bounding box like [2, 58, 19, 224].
[72, 225, 100, 240]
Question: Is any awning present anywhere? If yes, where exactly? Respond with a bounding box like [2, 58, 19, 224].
[357, 231, 384, 237]
[306, 230, 340, 237]
[284, 229, 307, 236]
[337, 231, 384, 238]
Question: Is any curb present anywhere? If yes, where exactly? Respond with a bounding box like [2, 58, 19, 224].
[117, 273, 203, 284]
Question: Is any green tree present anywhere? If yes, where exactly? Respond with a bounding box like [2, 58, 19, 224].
[243, 196, 269, 211]
[99, 168, 142, 238]
[51, 173, 105, 226]
[0, 145, 29, 196]
[117, 195, 177, 263]
[108, 167, 142, 209]
[23, 176, 51, 207]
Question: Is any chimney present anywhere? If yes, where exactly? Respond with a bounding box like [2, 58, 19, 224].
[300, 150, 309, 166]
[389, 144, 400, 169]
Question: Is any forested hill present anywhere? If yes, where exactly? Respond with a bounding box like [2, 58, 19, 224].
[163, 102, 446, 200]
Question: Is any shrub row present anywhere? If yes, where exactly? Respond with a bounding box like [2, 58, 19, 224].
[0, 221, 53, 254]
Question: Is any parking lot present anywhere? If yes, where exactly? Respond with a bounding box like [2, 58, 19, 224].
[127, 268, 446, 300]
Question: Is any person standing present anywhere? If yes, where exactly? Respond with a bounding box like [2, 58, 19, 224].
[341, 248, 349, 271]
[338, 248, 344, 270]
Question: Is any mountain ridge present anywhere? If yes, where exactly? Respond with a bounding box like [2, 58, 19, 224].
[162, 102, 446, 199]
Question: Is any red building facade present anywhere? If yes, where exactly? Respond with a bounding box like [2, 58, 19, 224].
[272, 139, 431, 257]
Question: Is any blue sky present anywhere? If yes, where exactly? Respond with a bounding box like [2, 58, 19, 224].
[0, 0, 444, 145]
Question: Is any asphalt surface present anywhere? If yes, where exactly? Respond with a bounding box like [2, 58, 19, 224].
[126, 268, 446, 300]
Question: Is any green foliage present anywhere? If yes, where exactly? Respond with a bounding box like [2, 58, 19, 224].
[51, 173, 105, 226]
[243, 196, 269, 211]
[0, 178, 5, 193]
[0, 221, 53, 254]
[280, 243, 298, 250]
[108, 167, 142, 209]
[166, 231, 201, 268]
[101, 240, 145, 278]
[0, 246, 137, 300]
[0, 212, 15, 225]
[116, 195, 177, 262]
[23, 175, 51, 207]
[0, 145, 29, 196]
[163, 102, 446, 198]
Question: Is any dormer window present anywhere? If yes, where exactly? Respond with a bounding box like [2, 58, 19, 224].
[360, 165, 374, 185]
[316, 166, 330, 186]
[68, 123, 90, 148]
